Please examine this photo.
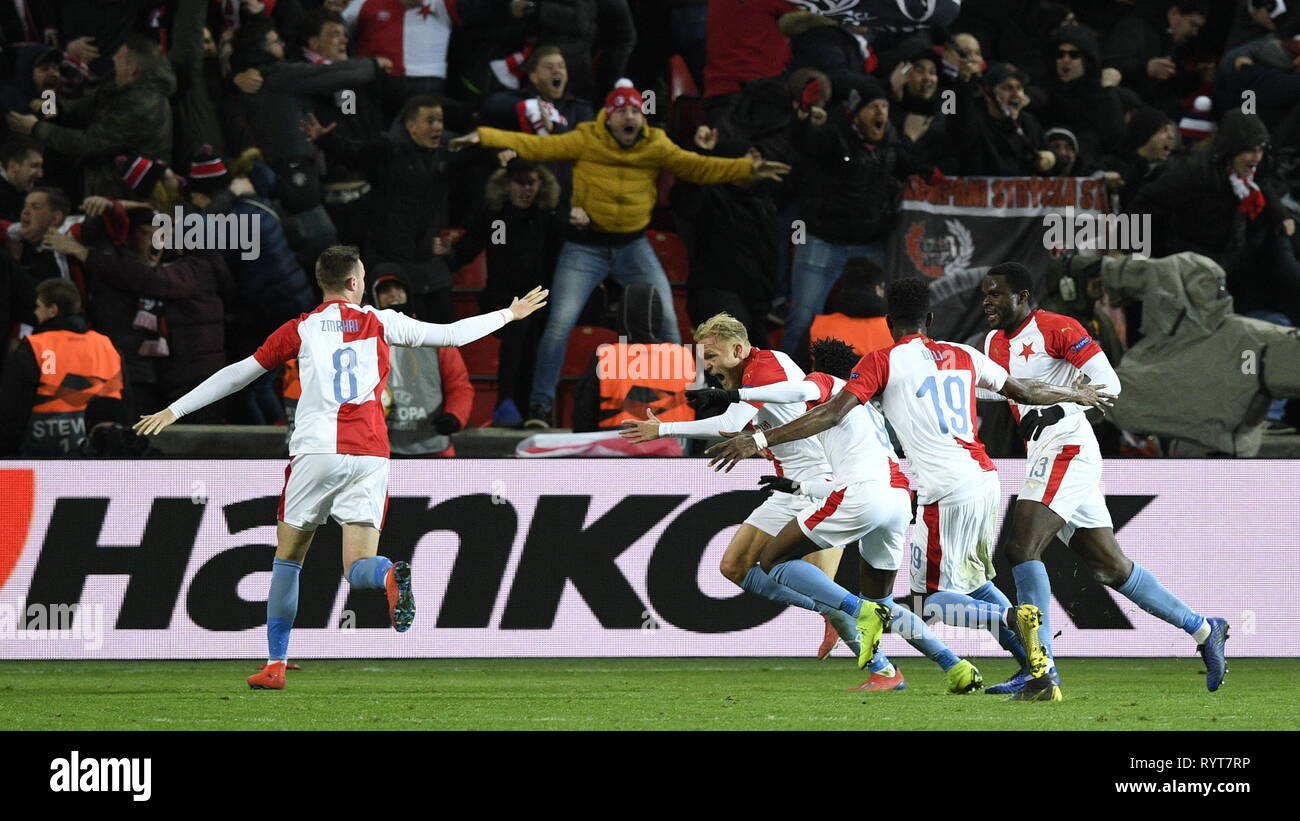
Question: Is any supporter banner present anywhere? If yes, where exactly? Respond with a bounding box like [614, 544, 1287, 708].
[886, 176, 1111, 343]
[0, 460, 1295, 659]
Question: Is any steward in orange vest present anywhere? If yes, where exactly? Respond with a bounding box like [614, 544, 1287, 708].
[573, 282, 696, 431]
[0, 280, 124, 456]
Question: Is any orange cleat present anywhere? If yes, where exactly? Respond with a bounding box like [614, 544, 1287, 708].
[247, 661, 287, 690]
[385, 561, 415, 632]
[844, 665, 907, 691]
[252, 662, 301, 671]
[817, 615, 839, 660]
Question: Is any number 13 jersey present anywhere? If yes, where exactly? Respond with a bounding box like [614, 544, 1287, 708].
[254, 300, 431, 457]
[843, 334, 1009, 505]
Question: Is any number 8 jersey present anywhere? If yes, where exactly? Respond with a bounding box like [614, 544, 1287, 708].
[843, 333, 1009, 505]
[254, 300, 433, 457]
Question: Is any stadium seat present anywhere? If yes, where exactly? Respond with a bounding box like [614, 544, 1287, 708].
[561, 325, 619, 378]
[453, 250, 487, 289]
[668, 54, 700, 102]
[459, 335, 500, 378]
[468, 378, 497, 428]
[649, 230, 690, 283]
[453, 290, 481, 319]
[672, 292, 693, 339]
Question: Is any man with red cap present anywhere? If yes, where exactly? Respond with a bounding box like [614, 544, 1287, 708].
[450, 79, 790, 427]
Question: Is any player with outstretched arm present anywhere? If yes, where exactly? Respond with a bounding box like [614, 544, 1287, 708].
[619, 313, 868, 659]
[705, 279, 1115, 697]
[135, 245, 547, 690]
[689, 338, 997, 693]
[979, 262, 1229, 700]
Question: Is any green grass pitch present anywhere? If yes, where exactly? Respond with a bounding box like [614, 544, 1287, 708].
[2, 658, 1295, 730]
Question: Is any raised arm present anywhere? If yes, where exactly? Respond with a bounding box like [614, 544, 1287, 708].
[386, 286, 548, 348]
[134, 356, 268, 435]
[466, 127, 589, 163]
[704, 390, 861, 472]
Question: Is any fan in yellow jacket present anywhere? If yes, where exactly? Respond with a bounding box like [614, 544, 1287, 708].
[447, 80, 790, 428]
[450, 82, 789, 236]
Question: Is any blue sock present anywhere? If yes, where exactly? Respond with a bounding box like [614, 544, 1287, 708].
[766, 562, 866, 653]
[968, 582, 1030, 673]
[756, 562, 835, 612]
[867, 651, 891, 674]
[743, 566, 821, 613]
[267, 557, 302, 663]
[1117, 563, 1204, 636]
[1012, 560, 1055, 658]
[346, 556, 393, 590]
[925, 589, 1007, 631]
[883, 597, 959, 672]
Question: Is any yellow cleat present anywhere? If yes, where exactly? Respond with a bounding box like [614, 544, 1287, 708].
[855, 601, 892, 670]
[1008, 604, 1050, 679]
[945, 659, 984, 694]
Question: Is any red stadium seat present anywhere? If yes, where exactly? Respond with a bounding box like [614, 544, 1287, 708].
[453, 290, 481, 319]
[561, 325, 619, 377]
[468, 379, 497, 428]
[453, 250, 487, 289]
[668, 54, 700, 102]
[648, 230, 690, 283]
[459, 335, 500, 378]
[672, 292, 693, 340]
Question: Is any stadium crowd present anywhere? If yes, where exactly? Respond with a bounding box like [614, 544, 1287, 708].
[1, 0, 1299, 458]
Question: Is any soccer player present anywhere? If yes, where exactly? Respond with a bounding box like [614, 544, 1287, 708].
[134, 246, 547, 690]
[693, 337, 990, 693]
[705, 279, 1115, 696]
[618, 313, 865, 658]
[980, 261, 1229, 699]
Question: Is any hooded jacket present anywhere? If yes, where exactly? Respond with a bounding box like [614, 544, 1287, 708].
[477, 108, 753, 239]
[30, 51, 177, 198]
[1101, 3, 1193, 118]
[1101, 252, 1300, 456]
[1132, 110, 1286, 270]
[1037, 25, 1126, 158]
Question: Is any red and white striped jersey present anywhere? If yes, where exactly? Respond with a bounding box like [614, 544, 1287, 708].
[342, 0, 459, 78]
[983, 309, 1105, 423]
[803, 372, 911, 491]
[844, 334, 1007, 504]
[254, 300, 429, 457]
[741, 348, 832, 484]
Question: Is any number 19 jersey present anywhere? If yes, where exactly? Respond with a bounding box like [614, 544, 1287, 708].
[843, 333, 1009, 505]
[254, 300, 430, 457]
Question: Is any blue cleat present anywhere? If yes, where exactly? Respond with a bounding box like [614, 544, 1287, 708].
[1198, 617, 1230, 691]
[985, 670, 1032, 695]
[1005, 667, 1062, 702]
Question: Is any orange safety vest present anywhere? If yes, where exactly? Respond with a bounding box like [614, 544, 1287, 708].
[23, 328, 124, 456]
[596, 342, 697, 428]
[809, 313, 894, 357]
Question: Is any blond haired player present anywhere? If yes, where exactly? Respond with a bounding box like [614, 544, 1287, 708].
[620, 313, 866, 658]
